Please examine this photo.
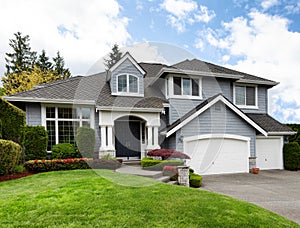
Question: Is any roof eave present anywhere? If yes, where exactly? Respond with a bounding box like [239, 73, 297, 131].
[237, 79, 279, 86]
[267, 131, 297, 136]
[96, 106, 163, 113]
[4, 96, 95, 105]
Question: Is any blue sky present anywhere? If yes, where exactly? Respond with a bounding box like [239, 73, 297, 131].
[0, 0, 300, 123]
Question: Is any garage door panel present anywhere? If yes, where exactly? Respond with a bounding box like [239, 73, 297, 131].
[185, 136, 249, 175]
[256, 137, 283, 170]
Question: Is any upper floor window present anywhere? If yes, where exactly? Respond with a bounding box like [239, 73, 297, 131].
[173, 77, 200, 97]
[234, 84, 257, 108]
[117, 74, 138, 93]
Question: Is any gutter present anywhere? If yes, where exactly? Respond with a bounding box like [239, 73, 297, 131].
[4, 96, 95, 105]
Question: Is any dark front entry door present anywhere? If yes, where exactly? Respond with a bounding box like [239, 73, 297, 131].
[115, 121, 141, 158]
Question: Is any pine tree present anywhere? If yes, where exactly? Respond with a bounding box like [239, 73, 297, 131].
[104, 44, 123, 70]
[5, 32, 36, 74]
[53, 51, 71, 79]
[36, 50, 52, 71]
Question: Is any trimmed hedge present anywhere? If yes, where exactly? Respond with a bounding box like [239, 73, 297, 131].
[51, 143, 81, 159]
[76, 127, 95, 158]
[0, 98, 25, 143]
[189, 173, 202, 188]
[0, 139, 23, 175]
[23, 125, 48, 161]
[141, 158, 184, 171]
[283, 142, 300, 171]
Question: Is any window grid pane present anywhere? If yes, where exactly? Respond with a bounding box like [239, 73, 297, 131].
[182, 78, 191, 95]
[58, 121, 79, 145]
[192, 79, 199, 96]
[46, 120, 56, 151]
[246, 87, 256, 106]
[129, 75, 138, 93]
[81, 108, 90, 119]
[235, 86, 245, 105]
[46, 107, 55, 118]
[118, 75, 127, 92]
[173, 77, 181, 95]
[58, 107, 77, 119]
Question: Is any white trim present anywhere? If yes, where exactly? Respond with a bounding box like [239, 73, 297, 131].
[267, 131, 296, 136]
[115, 73, 141, 96]
[4, 96, 95, 105]
[109, 52, 146, 75]
[166, 94, 268, 137]
[233, 83, 258, 109]
[96, 106, 163, 113]
[183, 134, 251, 142]
[237, 79, 279, 86]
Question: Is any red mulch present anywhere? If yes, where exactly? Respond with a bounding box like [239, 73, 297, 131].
[0, 171, 38, 182]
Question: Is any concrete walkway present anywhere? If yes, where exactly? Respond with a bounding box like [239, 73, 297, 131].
[201, 170, 300, 224]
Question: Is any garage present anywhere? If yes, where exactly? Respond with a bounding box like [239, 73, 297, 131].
[256, 136, 284, 170]
[184, 134, 250, 175]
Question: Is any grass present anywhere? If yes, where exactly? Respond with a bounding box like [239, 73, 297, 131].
[0, 170, 298, 227]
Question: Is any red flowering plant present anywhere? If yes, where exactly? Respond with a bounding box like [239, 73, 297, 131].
[162, 165, 178, 181]
[147, 149, 190, 160]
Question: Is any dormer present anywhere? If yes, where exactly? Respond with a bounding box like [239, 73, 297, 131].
[109, 52, 145, 97]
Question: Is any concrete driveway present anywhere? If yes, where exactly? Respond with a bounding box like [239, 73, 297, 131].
[201, 170, 300, 224]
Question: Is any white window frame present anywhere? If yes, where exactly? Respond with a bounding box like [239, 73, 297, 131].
[41, 104, 95, 151]
[167, 75, 202, 99]
[114, 73, 142, 97]
[233, 83, 258, 109]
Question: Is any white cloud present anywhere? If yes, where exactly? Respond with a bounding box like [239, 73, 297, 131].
[194, 38, 204, 51]
[0, 0, 130, 76]
[160, 0, 215, 32]
[207, 11, 300, 122]
[194, 5, 216, 23]
[261, 0, 279, 10]
[285, 2, 300, 14]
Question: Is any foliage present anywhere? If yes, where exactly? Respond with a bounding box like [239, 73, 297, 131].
[5, 31, 36, 75]
[0, 97, 25, 143]
[162, 166, 178, 181]
[25, 158, 90, 172]
[87, 159, 122, 170]
[52, 51, 71, 79]
[283, 142, 300, 171]
[104, 44, 123, 70]
[286, 124, 300, 145]
[0, 170, 297, 227]
[14, 165, 25, 174]
[141, 158, 184, 171]
[189, 173, 202, 188]
[0, 139, 23, 175]
[101, 154, 116, 160]
[0, 87, 4, 96]
[23, 125, 48, 161]
[147, 149, 191, 160]
[75, 127, 95, 158]
[2, 32, 70, 95]
[51, 143, 81, 159]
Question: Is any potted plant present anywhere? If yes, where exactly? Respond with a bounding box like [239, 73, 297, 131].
[251, 167, 260, 174]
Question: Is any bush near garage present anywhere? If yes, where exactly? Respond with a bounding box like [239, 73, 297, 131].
[189, 173, 202, 188]
[51, 143, 81, 159]
[0, 139, 23, 175]
[283, 142, 300, 171]
[23, 125, 48, 161]
[0, 97, 25, 144]
[141, 158, 184, 171]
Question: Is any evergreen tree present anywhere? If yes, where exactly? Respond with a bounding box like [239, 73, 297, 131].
[5, 32, 36, 74]
[36, 50, 52, 71]
[53, 51, 71, 79]
[104, 44, 123, 70]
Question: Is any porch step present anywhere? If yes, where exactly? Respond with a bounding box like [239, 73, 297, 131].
[122, 160, 141, 166]
[156, 175, 171, 183]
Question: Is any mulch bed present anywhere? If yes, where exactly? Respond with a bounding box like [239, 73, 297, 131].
[0, 171, 38, 182]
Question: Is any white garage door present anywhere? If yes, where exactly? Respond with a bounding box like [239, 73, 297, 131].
[256, 137, 283, 170]
[184, 134, 250, 175]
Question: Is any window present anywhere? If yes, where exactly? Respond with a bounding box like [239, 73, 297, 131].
[234, 85, 257, 107]
[173, 77, 200, 97]
[45, 107, 92, 151]
[117, 74, 138, 94]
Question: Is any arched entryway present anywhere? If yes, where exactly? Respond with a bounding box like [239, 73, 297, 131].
[114, 116, 146, 158]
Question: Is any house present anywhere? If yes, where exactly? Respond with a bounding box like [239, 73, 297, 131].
[5, 52, 295, 175]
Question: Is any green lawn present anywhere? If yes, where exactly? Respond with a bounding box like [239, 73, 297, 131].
[0, 170, 298, 227]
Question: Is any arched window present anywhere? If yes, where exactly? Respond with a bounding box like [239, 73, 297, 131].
[117, 74, 138, 94]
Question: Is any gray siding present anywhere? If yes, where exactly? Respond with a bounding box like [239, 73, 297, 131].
[110, 59, 144, 95]
[242, 86, 268, 114]
[172, 101, 256, 157]
[26, 103, 41, 126]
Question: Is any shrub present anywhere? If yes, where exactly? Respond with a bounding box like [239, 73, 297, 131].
[283, 142, 300, 171]
[75, 127, 95, 158]
[189, 173, 202, 188]
[23, 126, 48, 161]
[25, 158, 90, 172]
[87, 159, 122, 170]
[141, 158, 183, 171]
[14, 165, 25, 174]
[0, 139, 23, 175]
[0, 98, 25, 143]
[147, 149, 190, 160]
[162, 166, 178, 181]
[51, 143, 81, 159]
